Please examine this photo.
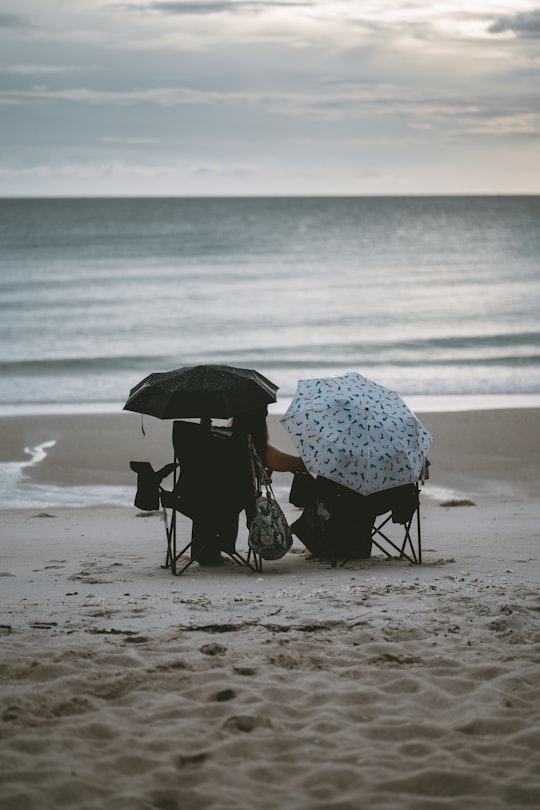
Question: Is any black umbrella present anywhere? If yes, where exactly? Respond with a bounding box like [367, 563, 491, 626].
[123, 364, 278, 419]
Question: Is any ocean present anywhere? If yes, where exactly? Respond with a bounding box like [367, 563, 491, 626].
[1, 196, 539, 417]
[1, 195, 539, 508]
[0, 197, 540, 413]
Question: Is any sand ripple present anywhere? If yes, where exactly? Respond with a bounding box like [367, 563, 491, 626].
[1, 614, 539, 810]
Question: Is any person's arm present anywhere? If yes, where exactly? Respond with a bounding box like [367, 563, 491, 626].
[265, 443, 305, 473]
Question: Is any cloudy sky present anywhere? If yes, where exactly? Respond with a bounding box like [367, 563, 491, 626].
[1, 0, 539, 196]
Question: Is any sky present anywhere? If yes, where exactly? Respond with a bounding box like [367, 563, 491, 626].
[1, 0, 539, 196]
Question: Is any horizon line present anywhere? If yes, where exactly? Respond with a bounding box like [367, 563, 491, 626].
[1, 192, 539, 201]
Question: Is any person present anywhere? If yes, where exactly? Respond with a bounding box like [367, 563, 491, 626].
[231, 405, 304, 474]
[190, 406, 303, 566]
[313, 477, 375, 559]
[290, 475, 419, 562]
[289, 473, 374, 560]
[187, 417, 240, 566]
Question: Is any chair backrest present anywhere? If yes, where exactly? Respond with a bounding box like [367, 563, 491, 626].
[365, 484, 419, 525]
[313, 476, 418, 524]
[171, 420, 253, 517]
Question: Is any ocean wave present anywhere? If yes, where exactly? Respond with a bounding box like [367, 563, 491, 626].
[1, 196, 539, 407]
[0, 355, 173, 375]
[1, 340, 539, 379]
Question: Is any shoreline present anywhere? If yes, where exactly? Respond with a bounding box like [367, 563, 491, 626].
[1, 391, 540, 418]
[0, 407, 539, 509]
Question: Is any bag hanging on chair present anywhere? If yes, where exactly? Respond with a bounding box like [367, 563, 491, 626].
[247, 438, 293, 561]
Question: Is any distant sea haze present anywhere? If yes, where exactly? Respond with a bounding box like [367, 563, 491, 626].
[0, 196, 539, 414]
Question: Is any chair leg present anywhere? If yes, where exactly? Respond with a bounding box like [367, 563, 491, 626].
[416, 500, 422, 564]
[170, 507, 177, 575]
[368, 515, 395, 561]
[247, 549, 262, 572]
[162, 505, 193, 575]
[172, 514, 262, 576]
[233, 549, 261, 572]
[161, 503, 174, 571]
[174, 545, 198, 575]
[163, 499, 263, 575]
[397, 497, 422, 564]
[341, 506, 422, 566]
[399, 519, 418, 564]
[373, 507, 421, 565]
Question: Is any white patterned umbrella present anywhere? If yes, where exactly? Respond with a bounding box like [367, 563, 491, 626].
[281, 372, 432, 495]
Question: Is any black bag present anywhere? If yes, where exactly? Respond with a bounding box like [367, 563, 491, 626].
[290, 504, 327, 558]
[289, 470, 316, 507]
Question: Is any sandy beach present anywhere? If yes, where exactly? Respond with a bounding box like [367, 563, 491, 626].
[1, 409, 539, 809]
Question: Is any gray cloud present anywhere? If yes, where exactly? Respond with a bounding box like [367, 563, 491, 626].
[489, 9, 540, 38]
[0, 159, 262, 180]
[0, 13, 31, 28]
[3, 81, 538, 139]
[115, 1, 308, 15]
[1, 64, 99, 75]
[100, 135, 159, 143]
[2, 1, 539, 196]
[0, 86, 265, 107]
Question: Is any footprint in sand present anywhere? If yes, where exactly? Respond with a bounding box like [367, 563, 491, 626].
[211, 688, 236, 702]
[175, 752, 208, 768]
[222, 715, 272, 732]
[233, 666, 257, 676]
[200, 642, 227, 656]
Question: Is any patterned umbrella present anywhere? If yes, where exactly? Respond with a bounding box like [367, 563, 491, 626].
[281, 372, 432, 495]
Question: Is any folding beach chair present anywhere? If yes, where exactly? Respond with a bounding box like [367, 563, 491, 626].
[361, 483, 422, 565]
[159, 420, 261, 575]
[290, 474, 423, 566]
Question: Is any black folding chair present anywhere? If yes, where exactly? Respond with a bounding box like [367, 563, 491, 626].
[365, 483, 422, 565]
[160, 420, 261, 575]
[290, 474, 423, 567]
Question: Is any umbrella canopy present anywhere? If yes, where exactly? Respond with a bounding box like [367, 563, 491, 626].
[123, 364, 278, 420]
[281, 372, 432, 496]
